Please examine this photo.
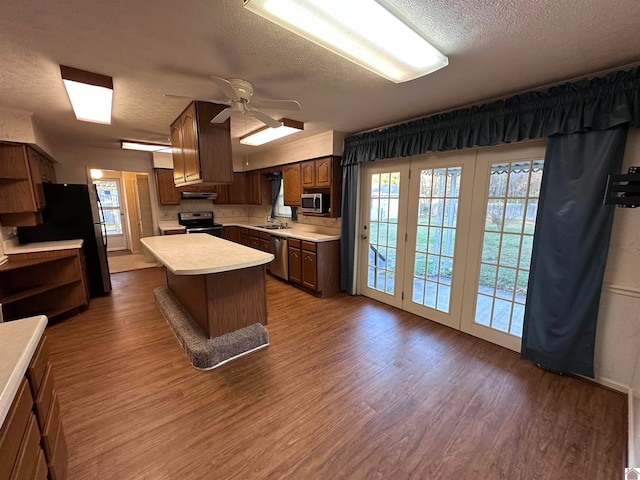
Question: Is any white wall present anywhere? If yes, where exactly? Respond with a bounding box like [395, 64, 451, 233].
[595, 128, 640, 392]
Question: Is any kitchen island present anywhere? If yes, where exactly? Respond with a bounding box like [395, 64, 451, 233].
[141, 234, 274, 338]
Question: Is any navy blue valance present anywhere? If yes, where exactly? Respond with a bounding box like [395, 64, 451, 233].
[343, 66, 640, 166]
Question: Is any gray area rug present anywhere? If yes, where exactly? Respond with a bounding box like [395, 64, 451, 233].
[153, 286, 269, 370]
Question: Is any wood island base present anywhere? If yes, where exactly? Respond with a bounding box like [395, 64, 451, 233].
[166, 264, 268, 339]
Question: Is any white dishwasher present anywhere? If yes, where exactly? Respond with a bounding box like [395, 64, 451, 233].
[269, 235, 289, 280]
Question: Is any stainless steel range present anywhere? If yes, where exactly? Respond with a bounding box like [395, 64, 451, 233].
[178, 211, 223, 237]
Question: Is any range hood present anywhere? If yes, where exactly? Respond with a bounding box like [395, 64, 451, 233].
[180, 191, 218, 200]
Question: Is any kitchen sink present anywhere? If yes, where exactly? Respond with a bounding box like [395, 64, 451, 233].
[256, 224, 289, 230]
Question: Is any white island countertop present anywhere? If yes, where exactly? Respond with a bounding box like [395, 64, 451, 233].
[0, 315, 47, 427]
[141, 233, 274, 275]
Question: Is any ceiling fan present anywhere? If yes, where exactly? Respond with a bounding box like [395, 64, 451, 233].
[167, 77, 301, 128]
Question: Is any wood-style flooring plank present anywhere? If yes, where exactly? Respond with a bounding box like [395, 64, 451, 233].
[43, 267, 627, 480]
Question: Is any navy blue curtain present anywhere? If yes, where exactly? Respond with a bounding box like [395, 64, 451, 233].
[268, 172, 282, 218]
[521, 126, 628, 377]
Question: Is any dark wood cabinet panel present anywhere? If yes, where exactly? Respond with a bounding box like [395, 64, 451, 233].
[228, 172, 247, 204]
[288, 247, 301, 284]
[0, 142, 47, 226]
[301, 249, 317, 290]
[170, 101, 233, 187]
[315, 157, 332, 187]
[223, 226, 240, 243]
[282, 163, 301, 206]
[300, 160, 315, 188]
[155, 169, 181, 205]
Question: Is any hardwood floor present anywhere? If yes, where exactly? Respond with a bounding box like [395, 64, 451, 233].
[44, 267, 626, 479]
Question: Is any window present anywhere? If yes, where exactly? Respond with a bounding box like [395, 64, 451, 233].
[275, 179, 291, 217]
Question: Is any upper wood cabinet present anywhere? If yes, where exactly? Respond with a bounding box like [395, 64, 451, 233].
[300, 156, 343, 218]
[245, 171, 270, 205]
[300, 160, 315, 188]
[282, 163, 301, 206]
[155, 169, 181, 205]
[315, 157, 333, 187]
[0, 142, 47, 226]
[170, 101, 233, 187]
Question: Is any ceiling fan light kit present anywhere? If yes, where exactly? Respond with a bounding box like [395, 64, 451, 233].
[243, 0, 448, 83]
[240, 118, 304, 146]
[121, 140, 172, 153]
[60, 65, 113, 124]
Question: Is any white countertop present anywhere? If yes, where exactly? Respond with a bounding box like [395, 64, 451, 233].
[157, 221, 185, 233]
[141, 233, 274, 275]
[4, 239, 84, 254]
[223, 223, 341, 243]
[0, 315, 48, 427]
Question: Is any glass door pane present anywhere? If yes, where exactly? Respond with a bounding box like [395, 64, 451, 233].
[358, 160, 409, 308]
[461, 142, 547, 352]
[94, 178, 127, 251]
[403, 151, 475, 329]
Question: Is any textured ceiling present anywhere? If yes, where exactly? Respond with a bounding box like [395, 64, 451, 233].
[0, 0, 639, 158]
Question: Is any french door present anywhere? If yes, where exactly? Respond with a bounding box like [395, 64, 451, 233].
[358, 160, 410, 308]
[460, 143, 545, 351]
[357, 141, 547, 352]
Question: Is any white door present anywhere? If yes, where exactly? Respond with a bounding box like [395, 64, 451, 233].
[358, 160, 410, 308]
[402, 151, 475, 329]
[356, 141, 547, 353]
[460, 142, 546, 351]
[94, 178, 128, 251]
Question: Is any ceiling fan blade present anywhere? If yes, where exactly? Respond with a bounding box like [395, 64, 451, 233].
[210, 107, 233, 124]
[252, 99, 301, 111]
[248, 109, 282, 128]
[210, 76, 240, 101]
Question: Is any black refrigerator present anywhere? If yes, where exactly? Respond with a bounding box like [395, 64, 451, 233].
[18, 183, 112, 297]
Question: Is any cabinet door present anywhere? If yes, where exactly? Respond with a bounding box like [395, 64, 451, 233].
[181, 104, 201, 182]
[170, 122, 185, 184]
[26, 148, 46, 209]
[228, 172, 247, 204]
[288, 246, 301, 284]
[249, 232, 260, 250]
[315, 157, 332, 187]
[155, 169, 181, 205]
[301, 249, 317, 289]
[301, 160, 315, 188]
[223, 226, 240, 243]
[282, 163, 301, 206]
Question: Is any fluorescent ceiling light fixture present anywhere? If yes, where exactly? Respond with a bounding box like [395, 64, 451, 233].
[89, 169, 103, 179]
[243, 0, 448, 83]
[121, 140, 172, 153]
[60, 65, 113, 124]
[240, 118, 304, 146]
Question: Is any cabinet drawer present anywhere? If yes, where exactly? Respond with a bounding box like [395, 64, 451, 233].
[42, 393, 62, 460]
[289, 238, 301, 249]
[27, 337, 48, 396]
[0, 379, 33, 480]
[48, 422, 68, 480]
[10, 413, 43, 480]
[34, 364, 55, 430]
[301, 241, 316, 252]
[259, 231, 270, 240]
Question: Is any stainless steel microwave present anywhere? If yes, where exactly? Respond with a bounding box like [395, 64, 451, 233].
[301, 193, 330, 214]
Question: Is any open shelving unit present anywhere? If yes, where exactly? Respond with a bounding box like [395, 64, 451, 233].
[0, 249, 89, 321]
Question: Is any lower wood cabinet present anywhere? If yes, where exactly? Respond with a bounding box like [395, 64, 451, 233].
[222, 226, 240, 243]
[0, 336, 67, 480]
[0, 248, 90, 322]
[288, 238, 340, 297]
